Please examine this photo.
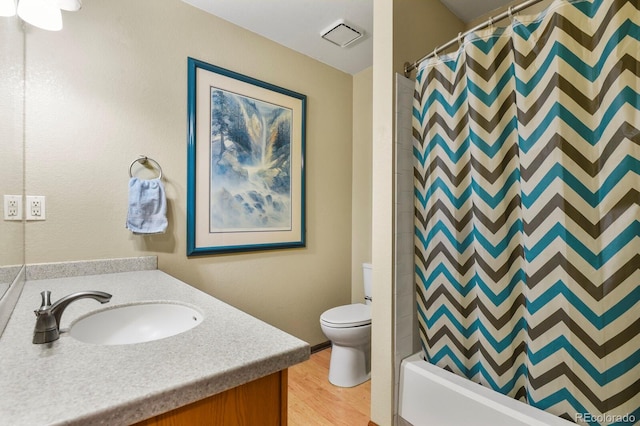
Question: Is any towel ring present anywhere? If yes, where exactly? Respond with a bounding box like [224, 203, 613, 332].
[129, 155, 163, 180]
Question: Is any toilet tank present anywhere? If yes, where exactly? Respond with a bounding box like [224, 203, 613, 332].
[363, 263, 373, 305]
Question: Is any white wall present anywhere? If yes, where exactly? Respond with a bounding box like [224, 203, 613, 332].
[23, 0, 353, 346]
[371, 0, 395, 423]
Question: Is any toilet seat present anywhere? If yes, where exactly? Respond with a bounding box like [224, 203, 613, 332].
[320, 303, 371, 328]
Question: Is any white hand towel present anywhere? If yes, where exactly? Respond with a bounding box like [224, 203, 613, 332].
[126, 177, 168, 234]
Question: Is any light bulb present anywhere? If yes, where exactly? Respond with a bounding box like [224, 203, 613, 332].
[17, 0, 63, 31]
[0, 0, 16, 17]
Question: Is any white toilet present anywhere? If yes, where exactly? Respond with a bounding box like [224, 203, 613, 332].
[320, 263, 372, 387]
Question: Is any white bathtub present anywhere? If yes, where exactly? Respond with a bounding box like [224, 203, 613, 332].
[398, 353, 575, 426]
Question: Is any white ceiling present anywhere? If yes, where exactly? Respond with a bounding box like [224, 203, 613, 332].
[182, 0, 512, 76]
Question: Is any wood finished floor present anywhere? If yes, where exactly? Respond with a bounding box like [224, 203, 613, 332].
[288, 348, 371, 426]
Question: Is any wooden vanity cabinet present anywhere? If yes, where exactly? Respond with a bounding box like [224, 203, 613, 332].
[134, 370, 287, 426]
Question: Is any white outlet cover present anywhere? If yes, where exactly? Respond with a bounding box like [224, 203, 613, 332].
[3, 195, 23, 221]
[26, 195, 46, 221]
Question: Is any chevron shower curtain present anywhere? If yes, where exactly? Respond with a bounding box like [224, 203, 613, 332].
[412, 0, 640, 424]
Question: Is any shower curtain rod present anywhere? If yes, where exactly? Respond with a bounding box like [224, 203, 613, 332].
[404, 0, 546, 76]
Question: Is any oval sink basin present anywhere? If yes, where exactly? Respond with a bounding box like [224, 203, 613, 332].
[69, 302, 203, 345]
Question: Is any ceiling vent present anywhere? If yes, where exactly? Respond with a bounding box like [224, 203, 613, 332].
[321, 20, 363, 48]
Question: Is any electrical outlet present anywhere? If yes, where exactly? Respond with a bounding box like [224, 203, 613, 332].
[3, 195, 22, 221]
[26, 195, 46, 221]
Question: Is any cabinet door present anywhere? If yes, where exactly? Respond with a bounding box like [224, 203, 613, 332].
[136, 370, 287, 426]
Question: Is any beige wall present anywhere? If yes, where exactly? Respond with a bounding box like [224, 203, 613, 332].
[0, 18, 24, 272]
[370, 1, 463, 424]
[351, 66, 373, 303]
[23, 0, 353, 346]
[394, 0, 465, 76]
[467, 0, 553, 28]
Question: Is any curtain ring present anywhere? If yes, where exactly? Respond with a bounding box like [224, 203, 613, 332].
[458, 32, 463, 48]
[488, 16, 494, 29]
[433, 47, 439, 59]
[508, 6, 515, 22]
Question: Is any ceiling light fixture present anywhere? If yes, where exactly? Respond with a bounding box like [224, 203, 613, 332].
[18, 0, 62, 31]
[17, 0, 62, 30]
[321, 20, 363, 48]
[3, 0, 82, 31]
[57, 0, 80, 12]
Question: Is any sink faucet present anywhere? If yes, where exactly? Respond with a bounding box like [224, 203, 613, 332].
[33, 290, 112, 344]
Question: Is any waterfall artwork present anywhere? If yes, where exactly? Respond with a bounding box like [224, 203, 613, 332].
[209, 88, 292, 232]
[187, 58, 306, 255]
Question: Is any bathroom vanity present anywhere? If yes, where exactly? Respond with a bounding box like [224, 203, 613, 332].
[0, 262, 309, 425]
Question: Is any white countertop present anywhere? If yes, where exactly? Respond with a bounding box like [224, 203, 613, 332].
[0, 270, 309, 425]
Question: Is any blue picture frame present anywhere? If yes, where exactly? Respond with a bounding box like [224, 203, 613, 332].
[187, 58, 306, 255]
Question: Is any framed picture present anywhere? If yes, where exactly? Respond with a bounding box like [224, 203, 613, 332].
[186, 58, 306, 255]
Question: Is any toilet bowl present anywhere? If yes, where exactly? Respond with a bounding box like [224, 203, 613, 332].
[320, 263, 372, 387]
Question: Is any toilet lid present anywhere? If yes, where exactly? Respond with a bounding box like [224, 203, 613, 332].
[321, 304, 371, 328]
